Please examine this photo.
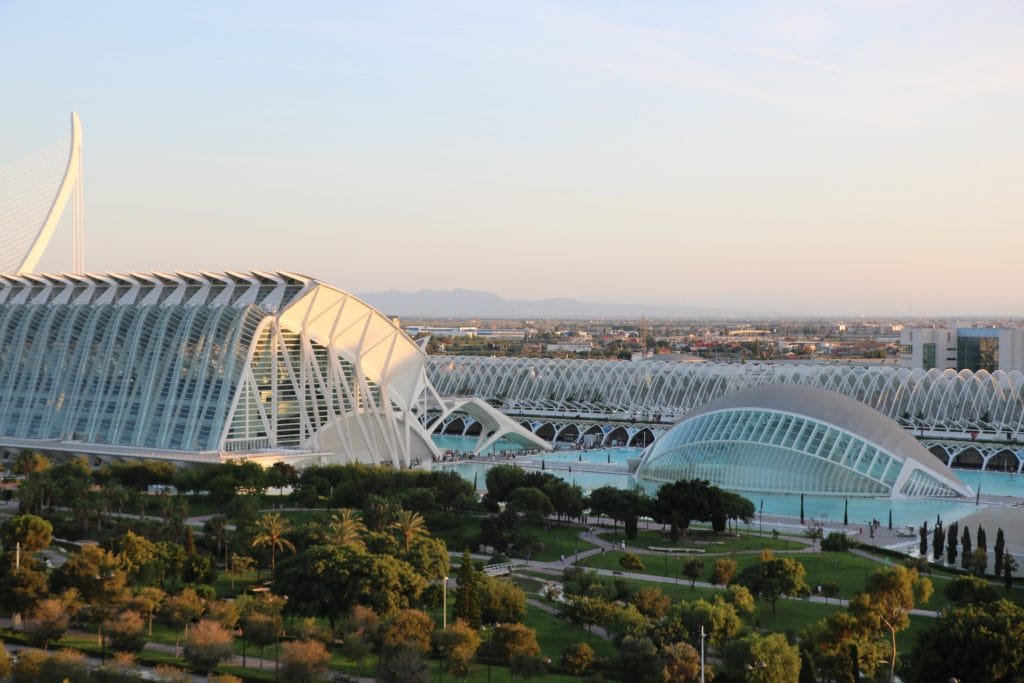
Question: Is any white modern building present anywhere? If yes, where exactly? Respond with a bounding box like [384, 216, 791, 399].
[635, 384, 971, 498]
[0, 271, 548, 468]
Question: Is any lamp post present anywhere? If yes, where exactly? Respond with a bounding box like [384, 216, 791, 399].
[699, 624, 706, 683]
[442, 575, 448, 629]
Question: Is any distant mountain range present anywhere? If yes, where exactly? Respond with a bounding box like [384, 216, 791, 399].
[356, 288, 725, 319]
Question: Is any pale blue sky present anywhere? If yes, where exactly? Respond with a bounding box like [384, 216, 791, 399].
[2, 1, 1022, 315]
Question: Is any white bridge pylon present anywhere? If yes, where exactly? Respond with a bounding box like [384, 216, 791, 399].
[0, 112, 84, 274]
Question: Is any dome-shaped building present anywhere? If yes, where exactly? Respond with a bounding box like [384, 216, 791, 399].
[634, 384, 970, 498]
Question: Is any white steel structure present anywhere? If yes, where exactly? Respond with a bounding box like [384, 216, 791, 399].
[0, 113, 84, 274]
[0, 271, 545, 467]
[635, 385, 971, 498]
[429, 356, 1024, 439]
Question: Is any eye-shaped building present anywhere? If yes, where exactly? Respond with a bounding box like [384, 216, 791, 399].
[635, 384, 970, 498]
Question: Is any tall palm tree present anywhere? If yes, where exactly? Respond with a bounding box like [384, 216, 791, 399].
[327, 508, 367, 549]
[389, 509, 428, 553]
[251, 513, 296, 578]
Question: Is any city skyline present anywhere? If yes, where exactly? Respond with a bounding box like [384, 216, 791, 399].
[2, 1, 1022, 316]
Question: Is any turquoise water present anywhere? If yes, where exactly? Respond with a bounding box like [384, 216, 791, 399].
[432, 435, 1024, 528]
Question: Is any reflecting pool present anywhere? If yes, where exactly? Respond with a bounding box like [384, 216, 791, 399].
[432, 436, 1023, 529]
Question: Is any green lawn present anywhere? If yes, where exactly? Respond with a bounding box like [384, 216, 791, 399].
[578, 549, 895, 601]
[598, 529, 806, 553]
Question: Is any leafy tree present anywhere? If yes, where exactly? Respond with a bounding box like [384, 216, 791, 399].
[0, 514, 52, 552]
[722, 632, 800, 683]
[401, 535, 450, 581]
[207, 599, 241, 630]
[629, 586, 671, 620]
[11, 649, 46, 682]
[849, 565, 932, 683]
[491, 622, 541, 663]
[507, 486, 554, 525]
[341, 632, 371, 678]
[251, 512, 296, 579]
[377, 643, 429, 683]
[561, 642, 595, 678]
[906, 599, 1024, 683]
[614, 635, 661, 683]
[822, 580, 840, 605]
[607, 603, 651, 641]
[183, 619, 234, 674]
[619, 552, 645, 579]
[126, 586, 166, 636]
[40, 648, 90, 683]
[104, 609, 147, 653]
[821, 532, 853, 552]
[668, 596, 743, 647]
[653, 479, 753, 540]
[563, 595, 615, 636]
[454, 549, 482, 627]
[479, 573, 527, 623]
[280, 639, 332, 683]
[658, 641, 703, 683]
[511, 654, 547, 681]
[683, 558, 704, 589]
[11, 450, 51, 475]
[944, 574, 997, 606]
[277, 544, 424, 624]
[242, 612, 280, 669]
[0, 562, 49, 616]
[590, 486, 647, 539]
[710, 557, 737, 586]
[161, 587, 206, 657]
[49, 544, 128, 645]
[111, 530, 160, 583]
[804, 611, 880, 683]
[381, 608, 434, 653]
[0, 645, 9, 680]
[721, 584, 756, 615]
[24, 598, 69, 649]
[433, 618, 480, 680]
[736, 556, 811, 613]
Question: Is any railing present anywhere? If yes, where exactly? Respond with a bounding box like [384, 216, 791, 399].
[483, 562, 517, 576]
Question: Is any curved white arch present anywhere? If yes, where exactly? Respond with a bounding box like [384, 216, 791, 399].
[15, 113, 83, 273]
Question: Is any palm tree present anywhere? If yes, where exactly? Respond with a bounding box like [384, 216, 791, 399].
[251, 513, 296, 579]
[327, 508, 367, 549]
[389, 509, 428, 553]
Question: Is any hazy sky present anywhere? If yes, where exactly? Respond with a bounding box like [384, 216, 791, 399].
[2, 1, 1022, 316]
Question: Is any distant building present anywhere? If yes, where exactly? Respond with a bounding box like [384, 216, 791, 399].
[404, 325, 478, 338]
[546, 343, 592, 353]
[899, 327, 1024, 372]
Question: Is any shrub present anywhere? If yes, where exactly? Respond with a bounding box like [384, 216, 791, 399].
[0, 644, 10, 680]
[183, 618, 235, 673]
[105, 609, 147, 653]
[12, 650, 46, 682]
[39, 649, 89, 683]
[24, 598, 69, 649]
[152, 664, 194, 683]
[93, 652, 141, 683]
[821, 532, 854, 552]
[280, 639, 332, 683]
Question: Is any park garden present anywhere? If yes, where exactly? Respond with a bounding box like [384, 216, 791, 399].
[0, 453, 1021, 681]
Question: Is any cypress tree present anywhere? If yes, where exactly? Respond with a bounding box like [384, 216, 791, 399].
[454, 548, 481, 628]
[977, 525, 987, 552]
[919, 523, 928, 557]
[933, 524, 944, 561]
[995, 528, 1005, 573]
[843, 498, 848, 526]
[1004, 552, 1015, 591]
[947, 521, 958, 565]
[800, 493, 804, 525]
[961, 527, 972, 570]
[888, 509, 892, 530]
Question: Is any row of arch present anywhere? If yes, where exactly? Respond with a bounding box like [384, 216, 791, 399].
[429, 357, 1024, 438]
[430, 414, 661, 448]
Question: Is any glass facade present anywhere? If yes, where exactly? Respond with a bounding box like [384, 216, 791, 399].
[0, 302, 263, 451]
[635, 407, 962, 498]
